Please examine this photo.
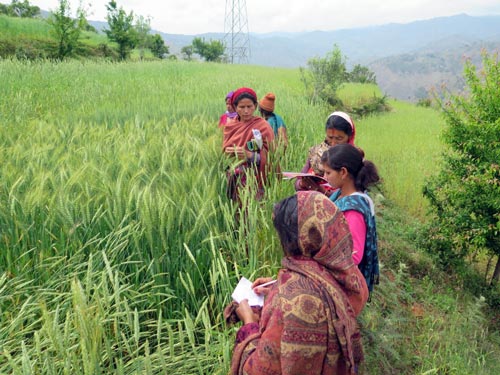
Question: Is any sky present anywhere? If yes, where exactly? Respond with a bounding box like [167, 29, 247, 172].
[25, 0, 500, 35]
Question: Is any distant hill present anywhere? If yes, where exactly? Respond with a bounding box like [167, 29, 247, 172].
[53, 12, 500, 101]
[153, 14, 500, 101]
[369, 37, 500, 101]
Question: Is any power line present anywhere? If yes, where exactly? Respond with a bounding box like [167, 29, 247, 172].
[223, 0, 251, 64]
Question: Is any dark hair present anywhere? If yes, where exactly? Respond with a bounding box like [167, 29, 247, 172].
[259, 107, 273, 117]
[272, 195, 301, 256]
[321, 144, 380, 191]
[325, 114, 353, 137]
[233, 92, 257, 107]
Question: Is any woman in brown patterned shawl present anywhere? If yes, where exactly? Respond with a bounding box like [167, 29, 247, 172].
[230, 191, 368, 375]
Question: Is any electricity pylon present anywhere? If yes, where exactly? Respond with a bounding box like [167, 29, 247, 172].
[223, 0, 251, 64]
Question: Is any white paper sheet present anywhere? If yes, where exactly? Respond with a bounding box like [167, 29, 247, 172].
[231, 277, 265, 307]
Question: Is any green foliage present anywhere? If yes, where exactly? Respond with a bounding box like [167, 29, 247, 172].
[300, 44, 348, 105]
[134, 14, 150, 60]
[192, 37, 225, 62]
[363, 201, 500, 375]
[349, 95, 390, 117]
[96, 42, 118, 59]
[150, 33, 169, 59]
[181, 45, 193, 61]
[416, 98, 432, 107]
[423, 52, 500, 283]
[0, 59, 499, 374]
[0, 13, 115, 60]
[47, 0, 86, 59]
[1, 0, 40, 18]
[348, 64, 377, 84]
[105, 0, 138, 60]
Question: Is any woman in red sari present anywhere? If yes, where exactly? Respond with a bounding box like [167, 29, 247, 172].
[223, 87, 274, 201]
[230, 191, 368, 375]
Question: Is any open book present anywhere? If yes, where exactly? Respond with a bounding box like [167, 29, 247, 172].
[282, 171, 330, 186]
[231, 277, 265, 307]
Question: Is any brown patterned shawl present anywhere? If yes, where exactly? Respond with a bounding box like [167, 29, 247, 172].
[230, 191, 368, 375]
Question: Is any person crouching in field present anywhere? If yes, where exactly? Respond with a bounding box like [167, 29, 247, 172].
[223, 87, 274, 202]
[229, 191, 368, 375]
[258, 92, 288, 151]
[321, 143, 381, 295]
[295, 111, 357, 196]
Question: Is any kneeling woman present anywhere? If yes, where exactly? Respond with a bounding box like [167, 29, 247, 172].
[223, 87, 274, 202]
[230, 191, 368, 375]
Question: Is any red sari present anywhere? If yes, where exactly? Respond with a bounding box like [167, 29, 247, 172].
[223, 115, 274, 201]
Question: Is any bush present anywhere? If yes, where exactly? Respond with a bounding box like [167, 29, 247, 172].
[416, 98, 432, 107]
[96, 42, 118, 59]
[300, 44, 347, 105]
[347, 95, 390, 117]
[423, 51, 500, 285]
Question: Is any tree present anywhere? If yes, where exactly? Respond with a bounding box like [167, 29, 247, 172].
[6, 0, 40, 17]
[301, 44, 348, 105]
[423, 52, 500, 284]
[134, 14, 151, 60]
[192, 37, 224, 62]
[0, 3, 9, 15]
[150, 34, 169, 58]
[105, 0, 137, 60]
[348, 64, 377, 84]
[48, 0, 86, 59]
[181, 45, 193, 61]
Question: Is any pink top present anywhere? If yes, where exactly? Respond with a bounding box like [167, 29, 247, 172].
[343, 210, 366, 265]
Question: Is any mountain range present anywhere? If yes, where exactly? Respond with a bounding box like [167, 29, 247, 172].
[89, 14, 500, 101]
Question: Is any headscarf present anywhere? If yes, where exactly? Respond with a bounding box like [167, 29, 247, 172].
[223, 87, 275, 192]
[259, 92, 275, 112]
[223, 91, 237, 122]
[231, 87, 257, 107]
[230, 191, 367, 375]
[282, 191, 367, 372]
[287, 191, 368, 315]
[327, 111, 356, 144]
[308, 111, 357, 175]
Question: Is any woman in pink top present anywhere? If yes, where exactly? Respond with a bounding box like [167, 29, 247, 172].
[321, 144, 380, 293]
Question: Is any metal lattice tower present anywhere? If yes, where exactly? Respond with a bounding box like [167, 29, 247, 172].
[223, 0, 251, 64]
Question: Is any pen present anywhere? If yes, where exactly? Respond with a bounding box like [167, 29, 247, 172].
[253, 279, 277, 289]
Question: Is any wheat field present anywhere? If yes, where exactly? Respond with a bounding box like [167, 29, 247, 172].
[0, 59, 450, 374]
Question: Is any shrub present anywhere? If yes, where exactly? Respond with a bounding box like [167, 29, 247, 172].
[348, 95, 390, 117]
[422, 51, 500, 285]
[416, 98, 432, 107]
[300, 44, 348, 105]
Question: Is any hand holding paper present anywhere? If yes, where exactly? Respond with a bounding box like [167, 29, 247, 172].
[231, 277, 265, 306]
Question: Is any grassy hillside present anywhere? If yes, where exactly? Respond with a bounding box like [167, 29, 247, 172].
[0, 14, 115, 59]
[0, 59, 499, 374]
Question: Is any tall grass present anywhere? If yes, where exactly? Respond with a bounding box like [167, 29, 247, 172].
[356, 100, 444, 218]
[0, 14, 52, 39]
[0, 59, 498, 374]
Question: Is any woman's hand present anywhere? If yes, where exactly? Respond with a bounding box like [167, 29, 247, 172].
[225, 146, 253, 160]
[236, 299, 260, 324]
[252, 277, 274, 296]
